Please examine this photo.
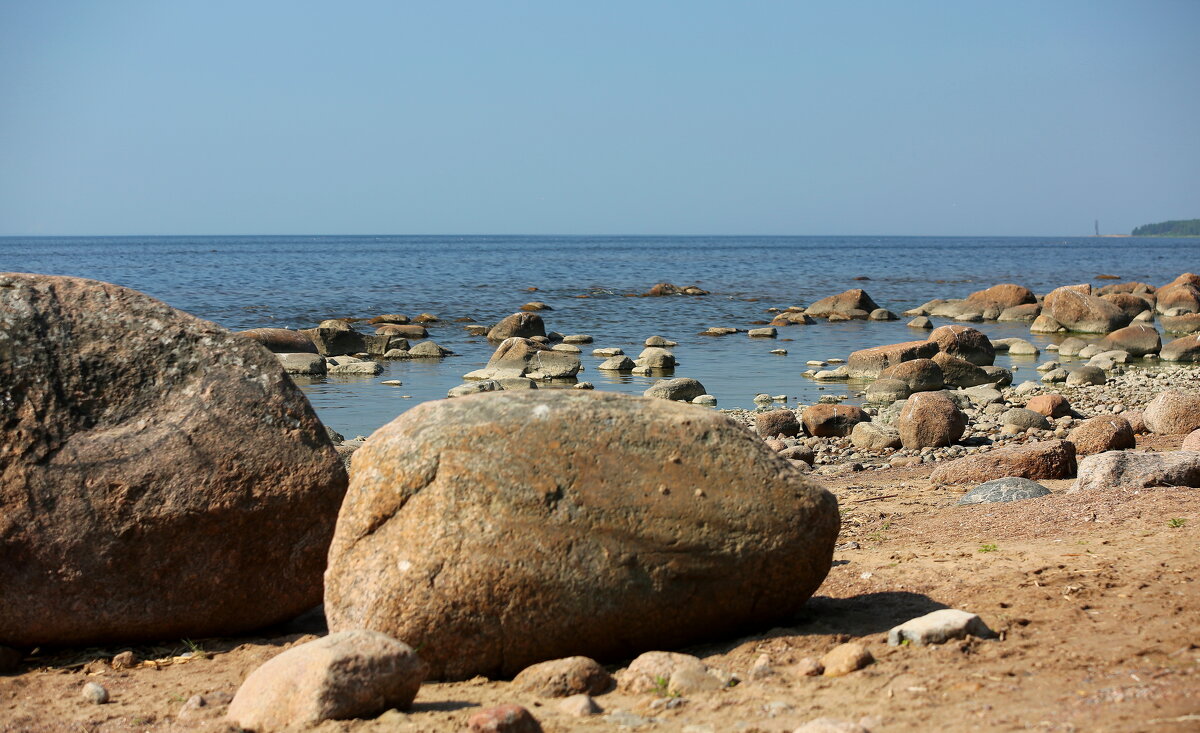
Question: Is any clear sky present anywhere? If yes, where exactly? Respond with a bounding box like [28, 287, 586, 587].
[1, 1, 1197, 236]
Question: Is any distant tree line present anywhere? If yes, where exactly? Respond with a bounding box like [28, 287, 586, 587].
[1131, 219, 1200, 236]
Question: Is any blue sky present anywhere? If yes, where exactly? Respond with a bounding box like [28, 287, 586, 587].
[1, 1, 1197, 236]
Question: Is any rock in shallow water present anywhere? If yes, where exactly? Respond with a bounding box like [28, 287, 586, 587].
[323, 391, 839, 679]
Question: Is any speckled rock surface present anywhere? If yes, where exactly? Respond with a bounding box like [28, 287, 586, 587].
[956, 477, 1051, 505]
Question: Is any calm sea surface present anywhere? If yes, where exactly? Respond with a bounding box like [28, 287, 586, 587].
[1, 235, 1195, 436]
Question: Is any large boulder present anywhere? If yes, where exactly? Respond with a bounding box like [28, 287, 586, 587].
[998, 303, 1041, 322]
[1161, 314, 1200, 334]
[323, 391, 840, 680]
[927, 325, 995, 365]
[644, 377, 706, 402]
[880, 359, 944, 392]
[236, 328, 319, 354]
[1100, 293, 1153, 319]
[965, 283, 1036, 309]
[1025, 394, 1071, 418]
[897, 392, 966, 449]
[929, 440, 1076, 484]
[466, 338, 580, 381]
[226, 631, 425, 730]
[846, 340, 939, 378]
[1042, 286, 1131, 333]
[0, 274, 348, 647]
[756, 409, 802, 438]
[1160, 334, 1200, 362]
[1071, 451, 1200, 492]
[1143, 390, 1200, 434]
[1068, 416, 1136, 456]
[302, 320, 368, 355]
[1100, 324, 1161, 356]
[488, 312, 547, 342]
[1155, 282, 1200, 315]
[850, 422, 901, 451]
[931, 352, 993, 388]
[1097, 281, 1154, 296]
[801, 404, 869, 438]
[805, 289, 880, 319]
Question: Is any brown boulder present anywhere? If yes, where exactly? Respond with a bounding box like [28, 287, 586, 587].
[1182, 430, 1200, 451]
[302, 320, 367, 355]
[0, 274, 347, 647]
[375, 323, 428, 339]
[1143, 390, 1200, 434]
[235, 328, 318, 354]
[1097, 281, 1154, 296]
[1156, 282, 1200, 314]
[806, 289, 880, 319]
[226, 631, 424, 730]
[929, 440, 1077, 484]
[1068, 416, 1136, 456]
[368, 314, 410, 325]
[466, 338, 580, 381]
[488, 312, 547, 341]
[756, 409, 802, 438]
[323, 391, 840, 679]
[1100, 293, 1153, 319]
[927, 325, 995, 365]
[770, 311, 815, 326]
[880, 358, 944, 392]
[897, 392, 966, 449]
[1160, 333, 1200, 362]
[931, 352, 993, 388]
[469, 705, 544, 733]
[1100, 324, 1161, 356]
[512, 657, 613, 698]
[1161, 314, 1200, 334]
[846, 340, 939, 378]
[1042, 286, 1131, 333]
[965, 283, 1036, 309]
[801, 404, 870, 437]
[1025, 394, 1071, 418]
[997, 303, 1041, 322]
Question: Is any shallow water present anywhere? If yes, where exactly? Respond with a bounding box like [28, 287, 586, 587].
[2, 235, 1194, 436]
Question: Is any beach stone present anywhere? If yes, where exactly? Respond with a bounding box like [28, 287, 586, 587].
[592, 347, 623, 357]
[1124, 409, 1147, 434]
[692, 395, 717, 406]
[617, 652, 712, 693]
[413, 313, 439, 323]
[1057, 337, 1090, 357]
[368, 314, 409, 325]
[880, 359, 944, 392]
[865, 378, 910, 403]
[324, 391, 839, 679]
[551, 343, 581, 354]
[404, 341, 450, 358]
[468, 705, 543, 733]
[512, 657, 613, 698]
[956, 477, 1051, 505]
[1100, 324, 1161, 356]
[328, 361, 383, 376]
[701, 326, 738, 336]
[757, 409, 802, 438]
[644, 377, 707, 402]
[931, 352, 993, 388]
[226, 631, 424, 730]
[779, 445, 816, 465]
[1160, 333, 1200, 362]
[1065, 366, 1106, 386]
[449, 380, 501, 397]
[981, 366, 1013, 387]
[966, 283, 1037, 309]
[278, 352, 327, 375]
[850, 422, 901, 451]
[465, 324, 489, 335]
[802, 404, 869, 437]
[930, 440, 1077, 484]
[488, 312, 546, 342]
[1068, 416, 1136, 456]
[467, 338, 580, 381]
[927, 325, 995, 365]
[771, 311, 815, 326]
[236, 328, 319, 354]
[1155, 282, 1200, 314]
[644, 336, 678, 347]
[301, 320, 367, 355]
[806, 289, 880, 319]
[1161, 314, 1200, 334]
[991, 337, 1038, 355]
[998, 303, 1041, 322]
[1042, 368, 1068, 383]
[497, 377, 539, 390]
[0, 274, 347, 648]
[793, 719, 870, 733]
[1071, 451, 1200, 493]
[1000, 408, 1051, 431]
[559, 695, 602, 717]
[637, 346, 677, 369]
[960, 384, 1003, 406]
[1101, 293, 1153, 318]
[82, 681, 109, 705]
[1098, 281, 1155, 296]
[1143, 390, 1200, 434]
[1181, 430, 1200, 451]
[749, 327, 778, 338]
[366, 334, 411, 356]
[563, 334, 592, 344]
[897, 392, 966, 449]
[597, 355, 635, 371]
[1030, 314, 1065, 333]
[647, 283, 707, 297]
[1026, 394, 1071, 418]
[820, 643, 872, 677]
[521, 301, 551, 311]
[1043, 285, 1131, 333]
[907, 316, 933, 329]
[1077, 343, 1105, 358]
[887, 609, 997, 646]
[846, 340, 939, 378]
[869, 308, 897, 321]
[374, 323, 428, 339]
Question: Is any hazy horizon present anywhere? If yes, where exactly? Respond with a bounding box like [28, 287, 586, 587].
[2, 1, 1197, 238]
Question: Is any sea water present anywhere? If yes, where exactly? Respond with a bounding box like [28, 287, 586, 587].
[1, 235, 1194, 436]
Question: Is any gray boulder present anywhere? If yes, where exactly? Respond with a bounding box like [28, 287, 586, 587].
[644, 378, 707, 401]
[1071, 451, 1200, 492]
[956, 477, 1051, 505]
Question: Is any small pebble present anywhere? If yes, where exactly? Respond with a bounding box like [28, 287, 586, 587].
[82, 681, 109, 705]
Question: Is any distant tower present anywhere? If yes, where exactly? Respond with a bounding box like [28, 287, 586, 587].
[1094, 219, 1100, 236]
